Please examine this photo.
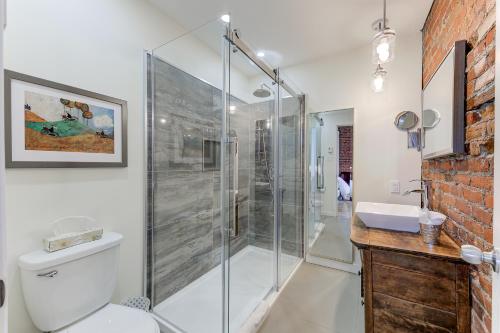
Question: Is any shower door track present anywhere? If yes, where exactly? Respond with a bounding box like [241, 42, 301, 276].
[224, 31, 298, 99]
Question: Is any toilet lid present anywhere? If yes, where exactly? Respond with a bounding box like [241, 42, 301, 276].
[56, 304, 160, 333]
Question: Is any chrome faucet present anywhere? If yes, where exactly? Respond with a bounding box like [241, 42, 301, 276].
[403, 179, 431, 210]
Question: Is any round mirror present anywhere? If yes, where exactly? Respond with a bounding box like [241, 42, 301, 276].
[394, 111, 419, 130]
[422, 109, 441, 129]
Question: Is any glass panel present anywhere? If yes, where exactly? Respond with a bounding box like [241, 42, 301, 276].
[307, 116, 324, 250]
[226, 46, 277, 332]
[148, 19, 227, 333]
[278, 84, 303, 285]
[306, 110, 354, 264]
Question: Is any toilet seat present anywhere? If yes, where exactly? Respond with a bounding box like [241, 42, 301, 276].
[55, 303, 160, 333]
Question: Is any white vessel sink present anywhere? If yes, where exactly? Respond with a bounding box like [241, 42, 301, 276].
[355, 202, 421, 233]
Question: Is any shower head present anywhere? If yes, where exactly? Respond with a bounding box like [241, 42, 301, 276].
[314, 114, 324, 126]
[253, 84, 272, 98]
[253, 88, 271, 98]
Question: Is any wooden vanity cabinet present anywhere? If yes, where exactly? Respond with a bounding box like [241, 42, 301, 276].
[352, 216, 470, 333]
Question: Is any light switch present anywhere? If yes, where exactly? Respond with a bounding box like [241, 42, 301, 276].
[390, 180, 400, 194]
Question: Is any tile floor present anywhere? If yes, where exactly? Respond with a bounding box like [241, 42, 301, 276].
[258, 262, 364, 333]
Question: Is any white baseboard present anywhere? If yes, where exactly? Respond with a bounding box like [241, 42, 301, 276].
[306, 254, 361, 275]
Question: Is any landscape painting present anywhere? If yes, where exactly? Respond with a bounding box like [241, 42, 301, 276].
[24, 91, 115, 154]
[5, 70, 127, 168]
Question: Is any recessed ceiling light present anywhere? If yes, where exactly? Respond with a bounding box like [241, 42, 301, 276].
[160, 118, 167, 124]
[257, 52, 265, 58]
[220, 14, 230, 23]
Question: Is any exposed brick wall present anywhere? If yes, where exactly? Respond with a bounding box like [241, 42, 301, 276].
[338, 126, 353, 173]
[422, 1, 495, 332]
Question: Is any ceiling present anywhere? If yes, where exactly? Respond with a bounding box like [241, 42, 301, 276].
[148, 0, 433, 69]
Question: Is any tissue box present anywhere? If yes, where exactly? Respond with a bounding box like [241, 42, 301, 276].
[44, 227, 103, 252]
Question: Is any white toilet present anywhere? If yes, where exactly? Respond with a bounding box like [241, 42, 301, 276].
[18, 232, 160, 333]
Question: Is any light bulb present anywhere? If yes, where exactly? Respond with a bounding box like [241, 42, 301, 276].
[376, 40, 390, 63]
[220, 14, 230, 23]
[372, 28, 396, 64]
[372, 75, 385, 92]
[371, 64, 387, 93]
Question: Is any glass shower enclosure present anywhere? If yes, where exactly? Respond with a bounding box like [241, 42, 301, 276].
[145, 18, 304, 333]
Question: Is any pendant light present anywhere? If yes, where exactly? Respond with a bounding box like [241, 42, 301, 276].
[371, 64, 387, 93]
[372, 0, 396, 64]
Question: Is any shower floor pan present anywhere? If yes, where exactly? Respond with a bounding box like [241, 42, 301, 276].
[154, 245, 300, 333]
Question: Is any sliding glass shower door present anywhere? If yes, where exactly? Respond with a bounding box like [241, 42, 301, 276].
[147, 18, 303, 333]
[224, 47, 278, 332]
[277, 81, 304, 285]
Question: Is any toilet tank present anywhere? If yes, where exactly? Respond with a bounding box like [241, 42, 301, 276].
[18, 232, 123, 332]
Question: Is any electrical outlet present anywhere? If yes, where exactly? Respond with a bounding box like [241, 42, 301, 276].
[390, 180, 400, 194]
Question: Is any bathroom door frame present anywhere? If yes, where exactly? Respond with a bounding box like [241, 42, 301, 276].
[304, 109, 360, 274]
[0, 0, 6, 329]
[492, 4, 500, 331]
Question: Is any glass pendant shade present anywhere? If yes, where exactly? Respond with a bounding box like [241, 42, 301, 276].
[372, 29, 396, 64]
[371, 65, 387, 93]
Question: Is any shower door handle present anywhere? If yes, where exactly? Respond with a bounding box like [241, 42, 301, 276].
[231, 139, 239, 238]
[0, 280, 4, 308]
[317, 156, 325, 190]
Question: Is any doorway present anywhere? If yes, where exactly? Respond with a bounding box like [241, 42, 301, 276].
[305, 109, 355, 272]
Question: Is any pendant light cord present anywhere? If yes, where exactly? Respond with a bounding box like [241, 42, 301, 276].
[383, 0, 387, 30]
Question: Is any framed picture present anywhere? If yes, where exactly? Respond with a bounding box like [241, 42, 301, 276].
[4, 70, 127, 167]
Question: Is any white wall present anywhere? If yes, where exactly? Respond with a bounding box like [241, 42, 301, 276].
[320, 109, 353, 216]
[2, 1, 239, 332]
[284, 32, 422, 206]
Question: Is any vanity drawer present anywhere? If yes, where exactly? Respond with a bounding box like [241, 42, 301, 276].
[372, 249, 456, 280]
[373, 292, 457, 333]
[372, 264, 456, 312]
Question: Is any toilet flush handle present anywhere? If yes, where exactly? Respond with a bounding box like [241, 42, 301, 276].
[37, 270, 58, 278]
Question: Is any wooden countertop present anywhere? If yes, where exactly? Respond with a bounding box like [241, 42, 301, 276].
[351, 214, 463, 262]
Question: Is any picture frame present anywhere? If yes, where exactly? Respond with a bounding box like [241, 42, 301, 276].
[4, 70, 127, 168]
